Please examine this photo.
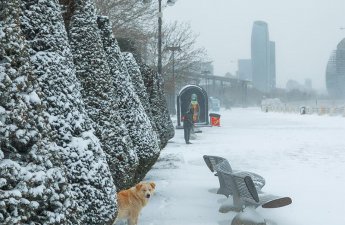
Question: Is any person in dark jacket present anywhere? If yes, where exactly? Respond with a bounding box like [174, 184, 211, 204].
[183, 108, 194, 144]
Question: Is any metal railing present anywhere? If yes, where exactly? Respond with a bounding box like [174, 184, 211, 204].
[261, 104, 345, 116]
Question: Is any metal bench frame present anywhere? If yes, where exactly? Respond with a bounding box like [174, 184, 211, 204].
[215, 161, 291, 209]
[203, 155, 266, 192]
[203, 155, 292, 225]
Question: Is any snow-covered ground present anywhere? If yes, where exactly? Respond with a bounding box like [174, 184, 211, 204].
[141, 107, 345, 225]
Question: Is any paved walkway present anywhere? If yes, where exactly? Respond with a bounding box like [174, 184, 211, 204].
[141, 108, 345, 225]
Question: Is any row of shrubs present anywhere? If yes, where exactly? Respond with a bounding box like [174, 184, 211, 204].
[0, 0, 174, 224]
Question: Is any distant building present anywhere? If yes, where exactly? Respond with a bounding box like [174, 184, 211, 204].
[269, 41, 276, 89]
[286, 79, 313, 93]
[326, 38, 345, 98]
[237, 59, 252, 81]
[286, 79, 301, 91]
[198, 61, 214, 75]
[304, 79, 312, 90]
[251, 21, 271, 93]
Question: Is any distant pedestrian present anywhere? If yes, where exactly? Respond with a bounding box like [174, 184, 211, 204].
[183, 108, 194, 144]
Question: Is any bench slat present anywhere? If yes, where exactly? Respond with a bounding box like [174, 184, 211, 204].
[259, 194, 292, 208]
[232, 171, 265, 190]
[203, 155, 230, 172]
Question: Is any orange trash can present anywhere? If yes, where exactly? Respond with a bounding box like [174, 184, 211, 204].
[209, 113, 221, 126]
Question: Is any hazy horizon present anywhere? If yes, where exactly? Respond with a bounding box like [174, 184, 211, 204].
[165, 0, 345, 92]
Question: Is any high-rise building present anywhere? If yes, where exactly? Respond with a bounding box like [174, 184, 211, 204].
[269, 41, 276, 89]
[237, 59, 252, 81]
[326, 38, 345, 98]
[251, 21, 272, 93]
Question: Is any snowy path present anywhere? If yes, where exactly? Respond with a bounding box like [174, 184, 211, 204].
[141, 108, 345, 225]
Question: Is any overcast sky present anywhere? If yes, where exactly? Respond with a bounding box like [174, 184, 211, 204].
[164, 0, 345, 91]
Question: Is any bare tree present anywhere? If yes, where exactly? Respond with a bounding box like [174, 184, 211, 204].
[93, 1, 209, 107]
[93, 1, 209, 78]
[93, 0, 157, 52]
[143, 21, 209, 114]
[146, 21, 209, 90]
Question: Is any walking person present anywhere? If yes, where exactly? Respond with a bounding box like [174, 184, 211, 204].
[183, 108, 194, 144]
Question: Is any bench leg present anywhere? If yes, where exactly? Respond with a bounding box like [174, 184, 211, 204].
[231, 208, 266, 225]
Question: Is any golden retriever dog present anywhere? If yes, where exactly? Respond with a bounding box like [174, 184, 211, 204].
[114, 182, 156, 225]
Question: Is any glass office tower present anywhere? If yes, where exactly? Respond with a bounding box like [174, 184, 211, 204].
[270, 41, 276, 90]
[326, 38, 345, 98]
[251, 21, 271, 93]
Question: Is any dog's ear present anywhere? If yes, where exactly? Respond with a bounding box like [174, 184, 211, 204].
[136, 183, 143, 191]
[149, 182, 156, 189]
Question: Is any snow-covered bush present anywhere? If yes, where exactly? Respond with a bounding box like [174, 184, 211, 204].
[21, 0, 117, 224]
[95, 16, 160, 182]
[67, 0, 139, 191]
[0, 1, 62, 223]
[122, 52, 158, 133]
[138, 62, 175, 149]
[1, 0, 172, 223]
[1, 0, 117, 224]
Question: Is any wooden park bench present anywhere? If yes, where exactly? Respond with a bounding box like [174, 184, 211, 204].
[203, 155, 292, 225]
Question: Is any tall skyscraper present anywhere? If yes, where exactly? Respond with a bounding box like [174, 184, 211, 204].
[326, 38, 345, 98]
[251, 21, 271, 93]
[269, 41, 276, 89]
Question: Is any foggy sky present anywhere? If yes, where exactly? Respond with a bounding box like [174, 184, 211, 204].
[165, 0, 345, 91]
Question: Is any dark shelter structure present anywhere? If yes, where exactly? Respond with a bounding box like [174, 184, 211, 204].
[176, 85, 210, 128]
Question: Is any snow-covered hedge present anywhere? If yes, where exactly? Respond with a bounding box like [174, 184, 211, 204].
[67, 0, 139, 192]
[95, 16, 160, 182]
[139, 62, 175, 149]
[1, 0, 117, 224]
[120, 52, 162, 181]
[1, 0, 174, 223]
[122, 52, 158, 134]
[0, 1, 57, 223]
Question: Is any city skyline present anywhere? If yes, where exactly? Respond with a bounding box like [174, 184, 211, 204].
[165, 0, 345, 91]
